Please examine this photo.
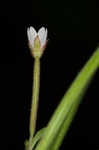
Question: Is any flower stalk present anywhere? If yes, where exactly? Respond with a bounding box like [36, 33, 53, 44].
[29, 57, 40, 150]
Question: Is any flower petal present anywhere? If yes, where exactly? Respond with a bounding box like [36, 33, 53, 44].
[30, 27, 37, 40]
[27, 27, 37, 48]
[41, 28, 48, 47]
[38, 27, 46, 47]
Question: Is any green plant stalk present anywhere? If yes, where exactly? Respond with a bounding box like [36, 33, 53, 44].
[29, 57, 40, 150]
[35, 48, 99, 150]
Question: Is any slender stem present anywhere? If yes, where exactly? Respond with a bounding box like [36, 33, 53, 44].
[29, 57, 40, 150]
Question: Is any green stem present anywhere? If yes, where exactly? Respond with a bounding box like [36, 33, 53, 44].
[29, 57, 40, 150]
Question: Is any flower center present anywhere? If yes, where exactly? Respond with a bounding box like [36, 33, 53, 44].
[33, 36, 42, 57]
[34, 36, 41, 50]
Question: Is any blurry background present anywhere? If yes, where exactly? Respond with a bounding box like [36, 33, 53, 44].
[0, 0, 99, 150]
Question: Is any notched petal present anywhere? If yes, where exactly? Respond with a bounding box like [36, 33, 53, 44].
[30, 27, 37, 39]
[40, 28, 48, 47]
[38, 27, 46, 46]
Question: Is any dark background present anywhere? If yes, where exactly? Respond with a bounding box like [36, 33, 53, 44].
[0, 0, 99, 150]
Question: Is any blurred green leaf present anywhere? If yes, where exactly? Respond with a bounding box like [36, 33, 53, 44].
[35, 48, 99, 150]
[49, 86, 87, 150]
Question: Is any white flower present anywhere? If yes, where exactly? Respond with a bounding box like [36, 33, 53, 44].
[27, 26, 48, 58]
